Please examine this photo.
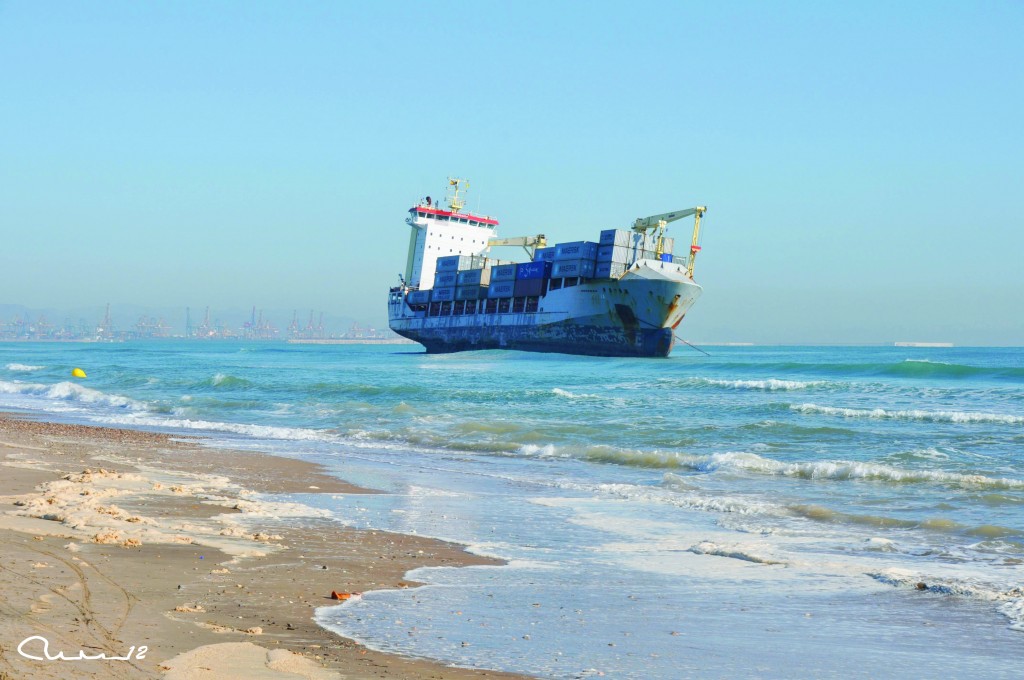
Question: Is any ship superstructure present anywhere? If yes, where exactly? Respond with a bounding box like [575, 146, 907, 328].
[389, 179, 708, 357]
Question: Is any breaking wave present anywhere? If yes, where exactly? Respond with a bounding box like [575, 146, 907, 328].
[704, 359, 1024, 381]
[791, 403, 1024, 425]
[520, 444, 1024, 490]
[207, 372, 253, 388]
[97, 413, 337, 442]
[5, 363, 45, 372]
[0, 380, 147, 411]
[552, 387, 600, 399]
[694, 378, 828, 391]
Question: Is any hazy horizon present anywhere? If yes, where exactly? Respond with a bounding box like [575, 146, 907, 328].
[2, 2, 1022, 346]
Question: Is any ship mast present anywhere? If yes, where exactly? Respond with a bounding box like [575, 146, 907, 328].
[446, 177, 468, 213]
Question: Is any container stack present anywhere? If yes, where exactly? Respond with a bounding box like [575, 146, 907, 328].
[551, 241, 598, 279]
[488, 264, 517, 299]
[414, 229, 680, 306]
[514, 261, 551, 297]
[593, 229, 677, 277]
[456, 265, 491, 301]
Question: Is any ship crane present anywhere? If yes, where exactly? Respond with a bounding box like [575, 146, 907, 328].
[487, 234, 547, 259]
[632, 205, 707, 279]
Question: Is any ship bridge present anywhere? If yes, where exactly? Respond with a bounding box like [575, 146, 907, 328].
[404, 179, 499, 289]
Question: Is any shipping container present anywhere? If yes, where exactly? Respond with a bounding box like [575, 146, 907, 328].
[431, 286, 455, 302]
[435, 254, 486, 272]
[516, 261, 551, 280]
[406, 290, 431, 305]
[490, 264, 517, 282]
[554, 241, 599, 261]
[488, 281, 515, 298]
[662, 237, 675, 254]
[595, 262, 628, 279]
[660, 253, 674, 262]
[533, 247, 556, 262]
[434, 271, 458, 288]
[457, 268, 491, 286]
[435, 255, 471, 272]
[513, 278, 545, 297]
[551, 259, 596, 279]
[596, 244, 638, 264]
[455, 285, 488, 301]
[599, 229, 634, 248]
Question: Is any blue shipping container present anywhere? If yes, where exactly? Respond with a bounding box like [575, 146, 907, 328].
[599, 229, 633, 247]
[455, 285, 488, 301]
[553, 241, 599, 261]
[431, 286, 455, 302]
[491, 264, 517, 282]
[513, 278, 545, 297]
[488, 281, 515, 299]
[434, 271, 458, 287]
[516, 261, 551, 280]
[406, 290, 431, 305]
[551, 259, 596, 279]
[660, 253, 674, 262]
[533, 247, 555, 262]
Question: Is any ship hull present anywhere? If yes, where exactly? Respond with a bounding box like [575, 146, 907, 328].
[389, 259, 702, 358]
[395, 315, 676, 357]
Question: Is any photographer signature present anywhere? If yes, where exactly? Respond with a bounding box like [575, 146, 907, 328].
[17, 635, 148, 661]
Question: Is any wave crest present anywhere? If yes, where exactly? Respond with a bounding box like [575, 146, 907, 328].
[5, 363, 45, 372]
[696, 378, 827, 391]
[792, 403, 1024, 425]
[0, 380, 146, 411]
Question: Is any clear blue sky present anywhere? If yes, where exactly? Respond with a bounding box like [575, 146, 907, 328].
[1, 1, 1021, 344]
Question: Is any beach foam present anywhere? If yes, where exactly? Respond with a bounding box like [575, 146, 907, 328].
[868, 569, 1024, 631]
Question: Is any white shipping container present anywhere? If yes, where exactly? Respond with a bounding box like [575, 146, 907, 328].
[596, 245, 637, 264]
[595, 262, 627, 279]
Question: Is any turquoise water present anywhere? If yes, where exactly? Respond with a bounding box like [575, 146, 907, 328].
[2, 342, 1023, 678]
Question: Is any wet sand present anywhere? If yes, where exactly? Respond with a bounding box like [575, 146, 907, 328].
[0, 414, 526, 679]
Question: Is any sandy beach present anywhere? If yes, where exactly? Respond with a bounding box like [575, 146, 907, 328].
[0, 414, 524, 680]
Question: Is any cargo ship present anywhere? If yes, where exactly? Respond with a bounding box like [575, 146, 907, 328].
[388, 179, 708, 357]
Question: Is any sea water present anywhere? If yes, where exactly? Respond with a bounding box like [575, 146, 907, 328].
[1, 343, 1022, 678]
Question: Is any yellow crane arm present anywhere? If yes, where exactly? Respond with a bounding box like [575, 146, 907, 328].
[632, 205, 709, 279]
[487, 234, 547, 259]
[632, 207, 702, 231]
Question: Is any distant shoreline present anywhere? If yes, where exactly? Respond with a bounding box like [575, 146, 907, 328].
[286, 338, 416, 345]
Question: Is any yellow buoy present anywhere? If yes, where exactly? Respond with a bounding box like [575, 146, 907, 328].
[71, 368, 87, 379]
